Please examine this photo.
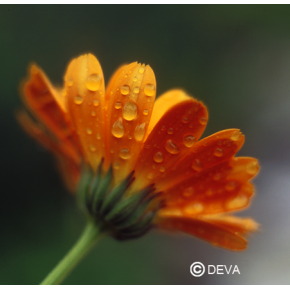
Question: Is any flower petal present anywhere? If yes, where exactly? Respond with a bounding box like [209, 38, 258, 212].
[158, 157, 259, 215]
[22, 64, 79, 153]
[155, 129, 245, 191]
[131, 98, 208, 191]
[146, 89, 193, 138]
[64, 54, 106, 170]
[105, 62, 156, 184]
[156, 216, 248, 251]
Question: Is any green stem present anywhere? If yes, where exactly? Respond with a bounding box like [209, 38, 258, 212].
[40, 220, 103, 285]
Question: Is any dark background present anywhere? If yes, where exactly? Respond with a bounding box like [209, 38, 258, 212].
[1, 5, 290, 284]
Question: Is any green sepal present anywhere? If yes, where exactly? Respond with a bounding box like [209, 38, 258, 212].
[99, 171, 134, 215]
[77, 166, 93, 207]
[91, 165, 113, 213]
[105, 185, 154, 222]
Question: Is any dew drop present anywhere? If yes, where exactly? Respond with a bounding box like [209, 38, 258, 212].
[191, 159, 203, 171]
[74, 95, 83, 105]
[133, 87, 140, 93]
[199, 117, 207, 125]
[165, 140, 180, 154]
[183, 135, 195, 148]
[214, 148, 223, 157]
[89, 145, 96, 152]
[159, 166, 165, 172]
[112, 118, 124, 138]
[119, 148, 131, 160]
[246, 161, 259, 175]
[68, 79, 73, 87]
[86, 128, 92, 135]
[144, 84, 155, 96]
[143, 109, 149, 116]
[93, 99, 99, 107]
[115, 102, 122, 109]
[113, 162, 120, 169]
[147, 173, 153, 180]
[182, 117, 189, 124]
[138, 67, 145, 74]
[225, 181, 236, 191]
[213, 173, 221, 181]
[85, 74, 102, 91]
[184, 202, 204, 214]
[91, 111, 96, 116]
[121, 85, 130, 95]
[183, 187, 194, 197]
[230, 131, 241, 141]
[226, 195, 247, 210]
[128, 135, 132, 140]
[96, 133, 101, 140]
[167, 128, 174, 134]
[153, 152, 164, 163]
[123, 100, 138, 121]
[134, 122, 146, 141]
[133, 77, 137, 82]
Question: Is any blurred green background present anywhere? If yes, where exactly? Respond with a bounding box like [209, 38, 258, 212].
[1, 4, 290, 284]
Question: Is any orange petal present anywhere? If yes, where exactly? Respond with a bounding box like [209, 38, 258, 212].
[22, 64, 76, 146]
[155, 129, 245, 190]
[105, 62, 156, 184]
[158, 157, 259, 215]
[203, 215, 259, 235]
[64, 54, 106, 171]
[131, 98, 208, 191]
[156, 216, 248, 251]
[146, 89, 193, 138]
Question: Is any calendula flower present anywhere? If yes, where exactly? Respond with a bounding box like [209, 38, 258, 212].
[17, 53, 259, 284]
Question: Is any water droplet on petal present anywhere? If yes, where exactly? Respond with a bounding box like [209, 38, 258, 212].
[119, 148, 131, 160]
[225, 181, 236, 191]
[153, 152, 164, 163]
[182, 117, 189, 124]
[167, 128, 174, 134]
[246, 161, 259, 175]
[113, 162, 120, 169]
[184, 202, 204, 214]
[123, 100, 138, 121]
[96, 133, 101, 140]
[143, 109, 149, 116]
[133, 77, 137, 82]
[230, 131, 241, 141]
[159, 166, 165, 172]
[191, 159, 203, 171]
[115, 102, 122, 109]
[214, 148, 223, 157]
[134, 122, 146, 141]
[183, 135, 195, 147]
[86, 74, 102, 91]
[90, 145, 96, 152]
[161, 126, 166, 131]
[112, 118, 124, 138]
[139, 67, 145, 74]
[133, 87, 140, 93]
[121, 85, 130, 95]
[165, 140, 180, 154]
[144, 84, 155, 96]
[93, 99, 99, 106]
[68, 79, 73, 87]
[147, 173, 153, 180]
[91, 111, 96, 116]
[183, 187, 194, 197]
[199, 117, 207, 125]
[86, 128, 92, 135]
[213, 173, 221, 181]
[74, 95, 83, 105]
[226, 195, 247, 210]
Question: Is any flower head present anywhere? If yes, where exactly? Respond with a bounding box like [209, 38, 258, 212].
[18, 53, 259, 251]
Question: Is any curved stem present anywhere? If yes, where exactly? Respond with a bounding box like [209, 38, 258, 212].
[40, 220, 103, 285]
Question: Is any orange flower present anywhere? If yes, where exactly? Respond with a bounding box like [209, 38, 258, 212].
[18, 53, 259, 251]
